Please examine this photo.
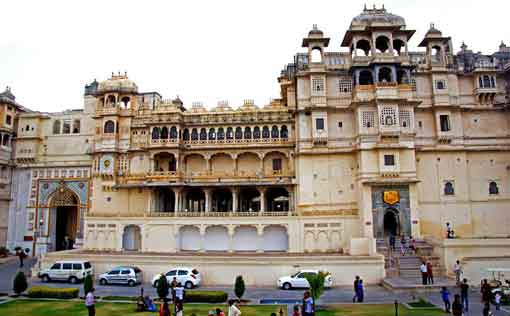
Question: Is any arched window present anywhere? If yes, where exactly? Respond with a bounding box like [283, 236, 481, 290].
[432, 46, 442, 63]
[271, 126, 279, 138]
[170, 127, 178, 139]
[200, 128, 207, 140]
[53, 120, 61, 134]
[208, 128, 216, 140]
[183, 129, 190, 141]
[481, 75, 491, 88]
[226, 127, 233, 140]
[217, 128, 225, 140]
[489, 181, 499, 195]
[378, 67, 393, 83]
[72, 119, 80, 134]
[375, 36, 390, 53]
[253, 127, 261, 139]
[359, 70, 374, 85]
[2, 134, 9, 146]
[280, 125, 288, 139]
[160, 127, 168, 139]
[244, 127, 252, 139]
[354, 39, 371, 56]
[151, 126, 161, 139]
[191, 128, 198, 141]
[262, 126, 270, 139]
[121, 96, 131, 109]
[106, 95, 116, 107]
[235, 127, 243, 139]
[104, 120, 115, 134]
[311, 47, 322, 63]
[479, 77, 483, 88]
[444, 182, 454, 195]
[393, 39, 406, 55]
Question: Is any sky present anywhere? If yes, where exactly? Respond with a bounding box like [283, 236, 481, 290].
[1, 0, 508, 112]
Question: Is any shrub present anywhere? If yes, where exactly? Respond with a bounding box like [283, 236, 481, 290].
[13, 272, 28, 295]
[183, 290, 228, 303]
[83, 274, 93, 295]
[234, 275, 245, 300]
[27, 286, 79, 299]
[156, 274, 169, 300]
[0, 246, 9, 257]
[304, 271, 328, 302]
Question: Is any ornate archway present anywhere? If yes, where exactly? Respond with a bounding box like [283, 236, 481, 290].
[48, 188, 80, 251]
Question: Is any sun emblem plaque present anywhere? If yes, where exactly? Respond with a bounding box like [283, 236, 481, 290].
[383, 191, 399, 205]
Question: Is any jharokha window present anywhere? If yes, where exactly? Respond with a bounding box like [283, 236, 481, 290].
[444, 181, 455, 195]
[272, 158, 282, 172]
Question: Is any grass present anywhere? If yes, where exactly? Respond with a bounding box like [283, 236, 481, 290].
[315, 304, 445, 316]
[0, 300, 284, 316]
[101, 295, 137, 301]
[408, 299, 436, 308]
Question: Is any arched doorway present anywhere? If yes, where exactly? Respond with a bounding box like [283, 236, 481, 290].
[49, 189, 79, 251]
[122, 225, 141, 251]
[383, 209, 400, 237]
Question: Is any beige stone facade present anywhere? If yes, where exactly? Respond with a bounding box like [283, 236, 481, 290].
[4, 6, 510, 284]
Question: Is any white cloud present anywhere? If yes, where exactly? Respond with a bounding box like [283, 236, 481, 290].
[0, 0, 508, 112]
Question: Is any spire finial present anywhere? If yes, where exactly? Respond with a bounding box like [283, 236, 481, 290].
[364, 3, 367, 10]
[382, 4, 385, 10]
[312, 24, 318, 30]
[430, 22, 435, 29]
[373, 4, 376, 9]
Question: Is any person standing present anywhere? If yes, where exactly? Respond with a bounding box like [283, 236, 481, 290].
[389, 234, 396, 252]
[174, 282, 184, 303]
[159, 301, 170, 316]
[460, 278, 469, 312]
[427, 261, 434, 284]
[228, 299, 242, 316]
[16, 248, 25, 268]
[356, 279, 364, 303]
[301, 292, 314, 316]
[62, 235, 71, 250]
[175, 300, 183, 316]
[352, 276, 360, 302]
[482, 301, 491, 316]
[453, 260, 462, 284]
[495, 292, 501, 311]
[440, 287, 451, 313]
[451, 294, 463, 316]
[85, 287, 96, 316]
[420, 262, 428, 285]
[400, 235, 407, 256]
[170, 277, 178, 301]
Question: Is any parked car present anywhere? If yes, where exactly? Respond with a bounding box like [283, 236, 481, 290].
[152, 267, 201, 289]
[277, 270, 333, 290]
[98, 266, 142, 287]
[38, 260, 93, 284]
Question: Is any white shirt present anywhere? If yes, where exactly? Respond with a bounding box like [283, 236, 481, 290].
[420, 264, 427, 273]
[85, 292, 95, 307]
[228, 304, 241, 316]
[174, 286, 184, 300]
[453, 263, 461, 272]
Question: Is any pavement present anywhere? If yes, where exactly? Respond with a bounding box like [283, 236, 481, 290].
[0, 256, 509, 315]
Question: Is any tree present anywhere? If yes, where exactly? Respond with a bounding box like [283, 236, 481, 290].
[304, 271, 327, 303]
[13, 271, 28, 295]
[234, 275, 245, 300]
[83, 274, 93, 295]
[156, 274, 169, 300]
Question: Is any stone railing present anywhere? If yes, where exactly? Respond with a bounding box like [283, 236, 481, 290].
[122, 170, 293, 182]
[88, 211, 294, 218]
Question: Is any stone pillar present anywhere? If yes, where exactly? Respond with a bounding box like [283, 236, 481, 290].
[256, 225, 264, 253]
[287, 187, 295, 213]
[228, 225, 235, 253]
[409, 183, 421, 238]
[391, 67, 397, 83]
[147, 189, 153, 213]
[204, 189, 212, 213]
[231, 188, 239, 212]
[259, 188, 266, 213]
[205, 156, 211, 175]
[173, 188, 181, 213]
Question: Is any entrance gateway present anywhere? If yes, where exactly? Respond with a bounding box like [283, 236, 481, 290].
[372, 186, 411, 238]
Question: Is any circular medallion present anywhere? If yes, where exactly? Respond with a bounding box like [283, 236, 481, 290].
[103, 160, 111, 168]
[78, 182, 85, 189]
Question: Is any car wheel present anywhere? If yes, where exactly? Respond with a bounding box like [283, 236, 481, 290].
[42, 275, 51, 283]
[282, 282, 292, 290]
[185, 281, 193, 289]
[99, 278, 107, 285]
[69, 276, 78, 284]
[128, 280, 136, 287]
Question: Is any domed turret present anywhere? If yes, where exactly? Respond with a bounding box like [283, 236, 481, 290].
[0, 86, 15, 103]
[350, 5, 406, 29]
[98, 72, 138, 94]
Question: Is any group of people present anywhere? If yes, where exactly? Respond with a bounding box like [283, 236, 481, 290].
[352, 276, 364, 303]
[439, 278, 470, 315]
[419, 261, 434, 285]
[388, 234, 417, 256]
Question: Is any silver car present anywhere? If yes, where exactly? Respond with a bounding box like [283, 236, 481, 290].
[98, 266, 142, 287]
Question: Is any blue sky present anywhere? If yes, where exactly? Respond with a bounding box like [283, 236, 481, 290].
[1, 0, 508, 112]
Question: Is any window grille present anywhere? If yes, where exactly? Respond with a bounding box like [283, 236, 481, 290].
[311, 77, 325, 95]
[338, 79, 352, 93]
[380, 107, 397, 126]
[362, 111, 376, 128]
[399, 109, 412, 128]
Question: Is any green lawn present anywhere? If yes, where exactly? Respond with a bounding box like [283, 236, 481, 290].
[0, 300, 285, 316]
[316, 304, 445, 316]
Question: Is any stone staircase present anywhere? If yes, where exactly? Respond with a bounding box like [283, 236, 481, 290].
[377, 238, 452, 291]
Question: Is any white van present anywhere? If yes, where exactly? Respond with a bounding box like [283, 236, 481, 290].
[38, 260, 93, 284]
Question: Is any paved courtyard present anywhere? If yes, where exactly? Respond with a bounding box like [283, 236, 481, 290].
[0, 256, 509, 315]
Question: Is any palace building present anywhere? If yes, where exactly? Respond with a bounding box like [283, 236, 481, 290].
[4, 7, 510, 285]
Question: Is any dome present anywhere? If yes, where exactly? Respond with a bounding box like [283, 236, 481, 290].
[424, 23, 442, 37]
[308, 24, 324, 37]
[351, 6, 405, 28]
[98, 72, 138, 93]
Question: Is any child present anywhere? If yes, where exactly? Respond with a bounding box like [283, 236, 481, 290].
[292, 304, 301, 316]
[495, 292, 501, 311]
[175, 301, 183, 316]
[440, 287, 450, 313]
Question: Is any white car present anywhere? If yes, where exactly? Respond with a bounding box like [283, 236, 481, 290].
[152, 267, 201, 289]
[277, 270, 333, 290]
[38, 260, 93, 284]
